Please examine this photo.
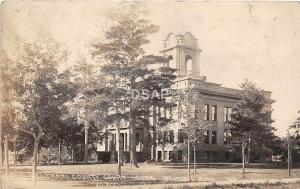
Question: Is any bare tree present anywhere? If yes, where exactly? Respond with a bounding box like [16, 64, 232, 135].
[174, 89, 210, 179]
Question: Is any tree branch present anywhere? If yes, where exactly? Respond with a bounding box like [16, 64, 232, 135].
[19, 128, 36, 138]
[33, 107, 44, 136]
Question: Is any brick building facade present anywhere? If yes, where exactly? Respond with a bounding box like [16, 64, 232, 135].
[97, 32, 273, 163]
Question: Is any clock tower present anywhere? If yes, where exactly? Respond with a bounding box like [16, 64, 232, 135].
[161, 32, 202, 78]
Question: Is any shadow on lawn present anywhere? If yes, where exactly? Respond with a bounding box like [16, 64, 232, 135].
[161, 162, 293, 170]
[162, 165, 242, 169]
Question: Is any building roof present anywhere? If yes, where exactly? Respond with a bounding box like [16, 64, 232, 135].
[175, 76, 274, 103]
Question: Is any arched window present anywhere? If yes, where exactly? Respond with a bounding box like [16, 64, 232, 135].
[185, 55, 192, 75]
[168, 55, 176, 69]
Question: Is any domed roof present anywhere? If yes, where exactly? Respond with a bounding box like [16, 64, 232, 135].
[163, 32, 199, 49]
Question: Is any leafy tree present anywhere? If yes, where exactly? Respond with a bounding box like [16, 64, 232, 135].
[279, 130, 300, 176]
[15, 132, 34, 163]
[289, 111, 300, 139]
[38, 70, 78, 165]
[0, 50, 19, 173]
[138, 61, 177, 165]
[91, 3, 159, 169]
[66, 54, 105, 164]
[14, 37, 73, 177]
[288, 111, 300, 163]
[60, 116, 83, 163]
[229, 80, 274, 177]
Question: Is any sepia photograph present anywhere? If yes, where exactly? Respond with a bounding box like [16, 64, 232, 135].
[1, 0, 300, 188]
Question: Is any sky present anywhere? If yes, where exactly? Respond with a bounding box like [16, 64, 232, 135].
[2, 1, 300, 136]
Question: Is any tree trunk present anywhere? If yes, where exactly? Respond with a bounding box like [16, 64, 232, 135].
[58, 139, 61, 166]
[13, 139, 17, 167]
[117, 124, 123, 175]
[288, 143, 291, 176]
[84, 125, 89, 164]
[37, 148, 40, 165]
[161, 145, 165, 165]
[71, 146, 74, 164]
[290, 145, 292, 176]
[32, 134, 42, 178]
[194, 144, 196, 174]
[152, 106, 157, 162]
[187, 136, 190, 181]
[259, 150, 262, 163]
[129, 119, 137, 167]
[247, 135, 251, 164]
[4, 137, 9, 175]
[0, 123, 2, 168]
[242, 142, 245, 178]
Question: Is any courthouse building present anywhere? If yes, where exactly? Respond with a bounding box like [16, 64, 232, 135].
[97, 32, 273, 163]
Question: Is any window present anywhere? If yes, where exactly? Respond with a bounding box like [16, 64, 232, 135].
[224, 107, 232, 122]
[169, 151, 175, 160]
[163, 130, 174, 143]
[150, 116, 154, 126]
[185, 55, 193, 75]
[112, 133, 116, 151]
[120, 133, 124, 151]
[168, 55, 176, 69]
[224, 131, 228, 145]
[168, 130, 174, 143]
[124, 133, 128, 151]
[212, 105, 217, 121]
[136, 133, 140, 147]
[164, 151, 168, 160]
[203, 151, 209, 160]
[156, 106, 160, 116]
[211, 151, 217, 162]
[223, 130, 231, 145]
[166, 108, 170, 119]
[178, 151, 183, 161]
[204, 104, 209, 121]
[178, 129, 185, 143]
[212, 131, 217, 144]
[163, 131, 168, 142]
[157, 132, 162, 144]
[158, 151, 162, 161]
[204, 130, 209, 144]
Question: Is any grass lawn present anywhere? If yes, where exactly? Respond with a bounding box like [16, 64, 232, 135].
[12, 163, 300, 179]
[2, 163, 300, 189]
